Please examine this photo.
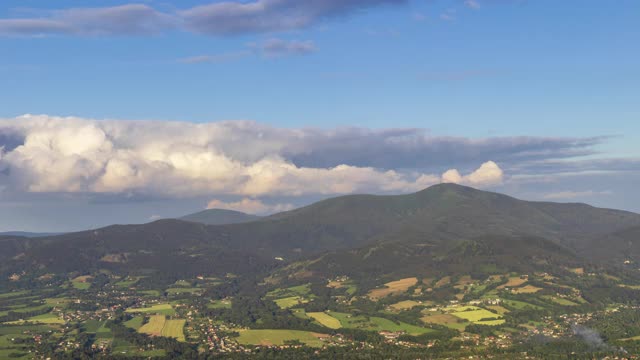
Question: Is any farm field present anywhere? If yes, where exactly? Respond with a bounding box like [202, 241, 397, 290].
[368, 277, 418, 300]
[448, 306, 504, 326]
[330, 312, 432, 335]
[420, 312, 467, 331]
[161, 319, 186, 341]
[27, 312, 65, 324]
[502, 299, 545, 310]
[125, 303, 175, 315]
[497, 276, 527, 289]
[235, 329, 328, 347]
[541, 296, 579, 306]
[115, 276, 142, 288]
[389, 300, 422, 311]
[71, 276, 92, 290]
[307, 312, 342, 329]
[274, 296, 307, 309]
[124, 316, 145, 330]
[511, 285, 542, 294]
[139, 315, 166, 336]
[267, 284, 314, 309]
[486, 305, 510, 315]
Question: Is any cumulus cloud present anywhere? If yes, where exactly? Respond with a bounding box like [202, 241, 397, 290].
[0, 1, 405, 37]
[207, 198, 294, 214]
[441, 161, 503, 186]
[0, 115, 508, 199]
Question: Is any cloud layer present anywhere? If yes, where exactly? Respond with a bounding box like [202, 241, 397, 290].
[0, 115, 508, 199]
[0, 1, 405, 37]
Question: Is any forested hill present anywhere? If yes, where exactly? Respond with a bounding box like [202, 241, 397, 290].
[1, 184, 639, 284]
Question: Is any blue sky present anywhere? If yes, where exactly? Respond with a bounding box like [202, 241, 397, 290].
[0, 0, 639, 231]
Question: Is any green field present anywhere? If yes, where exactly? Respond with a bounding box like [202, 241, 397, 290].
[161, 319, 186, 341]
[125, 303, 175, 315]
[501, 300, 545, 310]
[274, 296, 308, 309]
[0, 291, 29, 299]
[448, 306, 504, 325]
[235, 329, 328, 347]
[307, 312, 342, 329]
[266, 284, 312, 298]
[291, 308, 309, 319]
[330, 312, 433, 335]
[541, 296, 579, 306]
[0, 349, 30, 359]
[115, 276, 142, 288]
[124, 316, 145, 330]
[26, 312, 65, 324]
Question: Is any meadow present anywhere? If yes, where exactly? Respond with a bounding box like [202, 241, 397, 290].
[307, 312, 342, 329]
[330, 312, 432, 335]
[235, 329, 328, 347]
[125, 303, 175, 315]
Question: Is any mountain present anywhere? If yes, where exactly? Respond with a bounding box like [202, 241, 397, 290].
[180, 208, 262, 225]
[0, 231, 63, 238]
[2, 184, 639, 286]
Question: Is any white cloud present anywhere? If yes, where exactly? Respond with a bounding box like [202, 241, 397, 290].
[0, 115, 505, 199]
[441, 161, 503, 186]
[207, 198, 294, 214]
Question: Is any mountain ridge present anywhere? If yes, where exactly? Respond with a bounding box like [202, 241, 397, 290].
[1, 184, 639, 286]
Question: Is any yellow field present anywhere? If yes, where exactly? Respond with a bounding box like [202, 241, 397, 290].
[161, 319, 186, 341]
[497, 276, 527, 289]
[368, 277, 418, 300]
[307, 312, 341, 329]
[448, 306, 504, 326]
[512, 285, 542, 294]
[389, 300, 421, 311]
[139, 315, 166, 336]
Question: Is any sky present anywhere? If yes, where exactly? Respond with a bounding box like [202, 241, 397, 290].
[0, 0, 638, 232]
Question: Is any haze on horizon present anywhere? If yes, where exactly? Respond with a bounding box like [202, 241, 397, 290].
[0, 0, 638, 232]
